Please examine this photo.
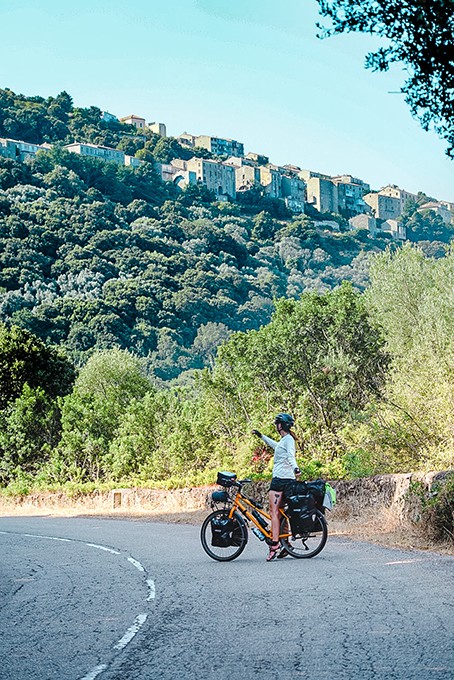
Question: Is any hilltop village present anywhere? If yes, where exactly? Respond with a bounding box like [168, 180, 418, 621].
[0, 90, 452, 495]
[1, 109, 453, 243]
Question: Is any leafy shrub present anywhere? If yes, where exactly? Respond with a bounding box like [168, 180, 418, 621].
[408, 473, 454, 543]
[1, 467, 34, 496]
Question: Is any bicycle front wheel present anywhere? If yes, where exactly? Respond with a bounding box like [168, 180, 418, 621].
[280, 510, 328, 558]
[200, 509, 248, 561]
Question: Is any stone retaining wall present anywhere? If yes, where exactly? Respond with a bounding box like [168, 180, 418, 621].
[0, 470, 450, 523]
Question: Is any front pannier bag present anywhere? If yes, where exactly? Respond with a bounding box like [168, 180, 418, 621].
[210, 515, 243, 547]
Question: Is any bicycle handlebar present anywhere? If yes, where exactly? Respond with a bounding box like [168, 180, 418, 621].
[229, 478, 252, 488]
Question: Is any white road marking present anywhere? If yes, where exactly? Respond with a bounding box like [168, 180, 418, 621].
[1, 528, 155, 680]
[22, 533, 71, 542]
[85, 542, 120, 555]
[385, 559, 424, 565]
[79, 664, 108, 680]
[113, 613, 148, 650]
[128, 556, 145, 572]
[146, 579, 156, 600]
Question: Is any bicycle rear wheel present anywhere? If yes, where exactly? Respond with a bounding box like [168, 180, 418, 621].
[280, 510, 328, 558]
[200, 509, 248, 561]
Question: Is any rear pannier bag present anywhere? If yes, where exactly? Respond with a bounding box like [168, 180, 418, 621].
[296, 510, 319, 534]
[304, 480, 326, 509]
[285, 493, 319, 535]
[285, 479, 326, 509]
[210, 515, 243, 547]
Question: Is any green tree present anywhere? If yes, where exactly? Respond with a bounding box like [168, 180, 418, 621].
[177, 182, 216, 206]
[251, 211, 278, 240]
[135, 147, 155, 163]
[116, 136, 146, 156]
[58, 349, 152, 480]
[108, 388, 174, 479]
[152, 137, 190, 163]
[0, 325, 74, 484]
[203, 282, 389, 472]
[316, 0, 454, 156]
[0, 384, 61, 483]
[190, 322, 231, 368]
[365, 244, 454, 468]
[0, 324, 75, 409]
[43, 165, 87, 198]
[110, 383, 224, 484]
[0, 157, 33, 189]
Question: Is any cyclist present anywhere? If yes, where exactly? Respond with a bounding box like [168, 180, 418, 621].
[252, 413, 300, 561]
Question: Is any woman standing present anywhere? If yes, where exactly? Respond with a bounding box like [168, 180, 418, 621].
[252, 413, 300, 561]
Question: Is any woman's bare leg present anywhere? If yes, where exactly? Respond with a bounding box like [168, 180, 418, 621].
[269, 490, 283, 543]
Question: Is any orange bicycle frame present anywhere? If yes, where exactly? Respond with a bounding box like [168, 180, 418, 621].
[227, 487, 292, 541]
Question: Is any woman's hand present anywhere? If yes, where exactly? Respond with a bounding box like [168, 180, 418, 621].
[294, 467, 301, 477]
[252, 429, 262, 437]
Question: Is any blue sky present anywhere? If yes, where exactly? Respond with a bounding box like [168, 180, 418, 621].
[1, 0, 453, 200]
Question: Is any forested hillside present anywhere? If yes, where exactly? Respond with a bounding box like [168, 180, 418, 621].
[0, 88, 453, 494]
[1, 88, 452, 379]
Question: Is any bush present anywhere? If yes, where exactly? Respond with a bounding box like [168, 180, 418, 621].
[408, 473, 454, 543]
[1, 467, 34, 496]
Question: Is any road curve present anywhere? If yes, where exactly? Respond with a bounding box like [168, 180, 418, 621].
[0, 515, 452, 680]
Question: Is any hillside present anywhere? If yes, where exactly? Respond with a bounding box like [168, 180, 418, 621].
[0, 88, 452, 380]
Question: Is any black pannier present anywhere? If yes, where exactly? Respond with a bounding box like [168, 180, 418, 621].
[285, 492, 319, 535]
[286, 492, 316, 513]
[305, 480, 326, 509]
[285, 479, 326, 509]
[290, 508, 319, 535]
[216, 471, 237, 487]
[211, 490, 229, 503]
[210, 515, 243, 547]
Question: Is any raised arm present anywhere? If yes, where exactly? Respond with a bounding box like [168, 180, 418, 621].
[252, 430, 278, 451]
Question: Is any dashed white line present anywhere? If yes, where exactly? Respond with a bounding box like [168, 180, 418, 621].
[22, 533, 71, 542]
[113, 613, 148, 650]
[128, 556, 145, 572]
[79, 664, 108, 680]
[146, 579, 156, 601]
[85, 542, 121, 555]
[1, 529, 155, 679]
[385, 559, 424, 565]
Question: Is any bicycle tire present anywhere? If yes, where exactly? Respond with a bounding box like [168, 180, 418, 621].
[200, 509, 248, 561]
[280, 509, 328, 558]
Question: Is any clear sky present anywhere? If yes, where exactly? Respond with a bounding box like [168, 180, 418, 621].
[1, 0, 453, 200]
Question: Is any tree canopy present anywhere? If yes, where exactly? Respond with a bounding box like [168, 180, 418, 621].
[0, 323, 75, 483]
[0, 87, 451, 379]
[0, 246, 452, 489]
[316, 0, 454, 156]
[0, 324, 75, 409]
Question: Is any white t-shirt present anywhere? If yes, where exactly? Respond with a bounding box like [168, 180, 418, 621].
[260, 433, 297, 479]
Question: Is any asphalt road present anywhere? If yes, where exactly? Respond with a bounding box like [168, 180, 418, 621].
[0, 515, 452, 680]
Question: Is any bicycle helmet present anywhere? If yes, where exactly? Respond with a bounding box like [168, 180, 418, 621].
[274, 413, 295, 429]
